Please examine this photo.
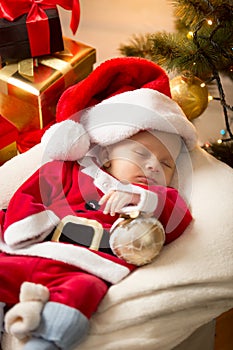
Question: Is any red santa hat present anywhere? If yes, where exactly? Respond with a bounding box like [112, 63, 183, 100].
[42, 57, 197, 161]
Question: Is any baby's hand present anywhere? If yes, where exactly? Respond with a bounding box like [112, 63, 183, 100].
[99, 190, 140, 216]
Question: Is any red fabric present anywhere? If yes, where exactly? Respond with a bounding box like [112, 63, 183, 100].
[0, 0, 80, 56]
[17, 123, 52, 153]
[17, 57, 171, 151]
[2, 161, 192, 247]
[56, 57, 171, 122]
[0, 160, 192, 317]
[0, 254, 108, 318]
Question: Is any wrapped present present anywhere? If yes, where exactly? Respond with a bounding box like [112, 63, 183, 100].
[0, 8, 64, 62]
[0, 37, 96, 135]
[0, 115, 18, 165]
[0, 0, 80, 61]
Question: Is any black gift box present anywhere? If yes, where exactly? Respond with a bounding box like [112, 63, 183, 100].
[0, 8, 64, 62]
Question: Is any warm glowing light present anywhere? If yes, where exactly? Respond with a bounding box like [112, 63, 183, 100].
[207, 19, 213, 25]
[8, 77, 40, 96]
[200, 82, 206, 88]
[208, 95, 213, 101]
[187, 31, 194, 39]
[217, 139, 222, 144]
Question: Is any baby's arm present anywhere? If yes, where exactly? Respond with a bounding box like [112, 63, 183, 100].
[100, 185, 192, 244]
[99, 184, 158, 216]
[2, 161, 62, 248]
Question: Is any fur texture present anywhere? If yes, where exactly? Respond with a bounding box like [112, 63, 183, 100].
[56, 57, 172, 122]
[1, 147, 233, 350]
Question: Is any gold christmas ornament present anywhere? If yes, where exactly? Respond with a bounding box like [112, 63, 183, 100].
[110, 214, 165, 266]
[170, 72, 209, 120]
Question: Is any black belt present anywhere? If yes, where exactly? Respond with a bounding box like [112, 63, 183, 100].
[51, 216, 114, 255]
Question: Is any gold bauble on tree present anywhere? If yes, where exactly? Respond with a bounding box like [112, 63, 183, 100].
[170, 72, 209, 120]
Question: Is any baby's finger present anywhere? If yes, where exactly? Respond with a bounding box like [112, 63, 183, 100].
[99, 190, 115, 205]
[108, 196, 127, 215]
[103, 192, 120, 215]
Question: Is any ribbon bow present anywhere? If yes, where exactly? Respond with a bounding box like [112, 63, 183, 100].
[0, 0, 80, 57]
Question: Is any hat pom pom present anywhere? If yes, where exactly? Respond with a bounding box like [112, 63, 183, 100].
[41, 120, 90, 161]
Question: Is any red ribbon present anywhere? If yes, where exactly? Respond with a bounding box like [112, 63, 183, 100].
[0, 0, 80, 56]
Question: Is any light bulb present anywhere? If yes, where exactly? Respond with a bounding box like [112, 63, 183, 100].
[220, 129, 226, 136]
[187, 31, 194, 39]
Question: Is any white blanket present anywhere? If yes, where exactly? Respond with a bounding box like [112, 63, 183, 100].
[1, 145, 233, 350]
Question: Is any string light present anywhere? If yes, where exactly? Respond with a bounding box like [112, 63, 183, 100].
[208, 95, 213, 101]
[187, 31, 194, 39]
[220, 129, 226, 136]
[207, 19, 213, 25]
[217, 139, 223, 144]
[204, 142, 210, 148]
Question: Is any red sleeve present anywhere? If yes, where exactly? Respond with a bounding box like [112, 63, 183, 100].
[150, 186, 192, 244]
[2, 160, 67, 248]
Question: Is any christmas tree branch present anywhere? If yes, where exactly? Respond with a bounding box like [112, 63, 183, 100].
[119, 34, 153, 59]
[169, 0, 214, 27]
[191, 13, 233, 139]
[212, 69, 233, 140]
[119, 0, 233, 141]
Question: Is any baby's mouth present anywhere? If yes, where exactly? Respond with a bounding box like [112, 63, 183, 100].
[136, 176, 157, 186]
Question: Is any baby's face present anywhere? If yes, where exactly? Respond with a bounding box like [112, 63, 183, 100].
[104, 131, 176, 186]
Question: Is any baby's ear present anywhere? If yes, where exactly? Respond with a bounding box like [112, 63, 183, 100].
[99, 147, 111, 168]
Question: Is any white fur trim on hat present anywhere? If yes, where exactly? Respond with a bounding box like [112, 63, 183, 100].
[81, 88, 198, 151]
[41, 120, 90, 161]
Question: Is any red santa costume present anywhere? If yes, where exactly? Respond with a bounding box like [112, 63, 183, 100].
[0, 57, 197, 350]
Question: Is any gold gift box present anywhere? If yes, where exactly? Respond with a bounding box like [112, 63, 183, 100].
[0, 142, 18, 165]
[0, 38, 96, 132]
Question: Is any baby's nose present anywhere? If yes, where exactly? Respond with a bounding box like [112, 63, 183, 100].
[145, 157, 160, 171]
